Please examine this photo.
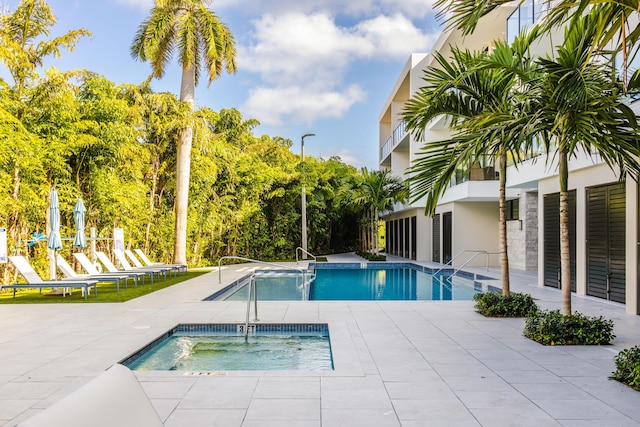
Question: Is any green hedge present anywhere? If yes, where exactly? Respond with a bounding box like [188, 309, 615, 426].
[523, 309, 615, 345]
[473, 292, 538, 317]
[356, 251, 386, 261]
[611, 345, 640, 391]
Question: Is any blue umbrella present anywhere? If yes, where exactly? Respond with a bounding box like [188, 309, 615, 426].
[47, 190, 62, 251]
[73, 198, 87, 249]
[47, 189, 62, 281]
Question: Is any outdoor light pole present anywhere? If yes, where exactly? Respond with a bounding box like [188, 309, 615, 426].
[301, 133, 315, 258]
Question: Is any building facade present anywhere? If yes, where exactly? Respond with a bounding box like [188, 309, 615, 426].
[378, 3, 640, 315]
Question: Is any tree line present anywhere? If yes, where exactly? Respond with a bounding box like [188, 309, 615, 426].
[0, 0, 407, 283]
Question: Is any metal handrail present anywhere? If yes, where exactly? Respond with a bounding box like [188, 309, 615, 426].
[217, 256, 309, 338]
[433, 250, 490, 275]
[450, 251, 498, 277]
[245, 274, 258, 337]
[217, 256, 307, 284]
[295, 247, 317, 277]
[295, 247, 316, 263]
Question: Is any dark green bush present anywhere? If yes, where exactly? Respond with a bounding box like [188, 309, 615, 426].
[523, 309, 615, 345]
[473, 292, 538, 317]
[356, 251, 386, 261]
[610, 345, 640, 391]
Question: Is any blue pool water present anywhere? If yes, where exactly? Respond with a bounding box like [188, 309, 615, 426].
[212, 264, 492, 301]
[122, 324, 333, 371]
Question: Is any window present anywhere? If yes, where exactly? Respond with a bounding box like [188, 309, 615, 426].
[506, 199, 519, 221]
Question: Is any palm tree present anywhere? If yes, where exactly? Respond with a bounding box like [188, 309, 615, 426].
[526, 13, 640, 314]
[403, 35, 537, 296]
[351, 168, 408, 255]
[131, 0, 236, 265]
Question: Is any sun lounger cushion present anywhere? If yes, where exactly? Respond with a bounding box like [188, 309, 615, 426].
[20, 364, 163, 427]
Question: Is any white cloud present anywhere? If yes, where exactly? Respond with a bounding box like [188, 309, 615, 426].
[354, 13, 438, 58]
[114, 0, 153, 10]
[215, 0, 438, 20]
[238, 12, 437, 126]
[242, 85, 367, 126]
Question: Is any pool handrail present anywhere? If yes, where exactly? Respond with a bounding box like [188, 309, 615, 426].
[433, 250, 494, 276]
[217, 256, 307, 284]
[295, 247, 317, 277]
[451, 251, 499, 277]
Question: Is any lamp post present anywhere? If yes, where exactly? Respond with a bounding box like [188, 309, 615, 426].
[301, 133, 315, 258]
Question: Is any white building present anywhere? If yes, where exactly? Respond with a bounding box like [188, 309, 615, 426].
[379, 3, 640, 315]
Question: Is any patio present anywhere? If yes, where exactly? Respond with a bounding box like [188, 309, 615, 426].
[2, 255, 640, 426]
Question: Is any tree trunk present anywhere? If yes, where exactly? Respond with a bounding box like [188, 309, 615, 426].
[498, 152, 510, 296]
[173, 66, 196, 265]
[559, 149, 571, 315]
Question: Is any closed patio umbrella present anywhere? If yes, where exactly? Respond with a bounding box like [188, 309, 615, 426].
[73, 198, 86, 249]
[48, 189, 62, 280]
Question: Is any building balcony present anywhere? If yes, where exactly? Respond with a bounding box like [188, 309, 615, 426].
[379, 121, 408, 164]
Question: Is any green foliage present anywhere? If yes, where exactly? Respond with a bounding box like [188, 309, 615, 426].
[473, 292, 538, 317]
[523, 310, 615, 345]
[356, 251, 386, 261]
[0, 0, 367, 283]
[611, 346, 640, 391]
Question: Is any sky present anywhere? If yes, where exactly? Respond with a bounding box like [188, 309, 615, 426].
[2, 0, 444, 169]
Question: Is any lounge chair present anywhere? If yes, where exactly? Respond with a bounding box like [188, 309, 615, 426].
[125, 249, 183, 277]
[3, 256, 98, 300]
[20, 364, 164, 427]
[113, 249, 169, 281]
[73, 252, 144, 288]
[134, 249, 187, 274]
[95, 251, 160, 284]
[51, 253, 129, 292]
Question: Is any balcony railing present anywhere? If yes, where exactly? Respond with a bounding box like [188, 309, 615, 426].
[380, 121, 408, 161]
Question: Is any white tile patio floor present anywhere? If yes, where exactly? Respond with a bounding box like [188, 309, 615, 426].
[2, 254, 640, 426]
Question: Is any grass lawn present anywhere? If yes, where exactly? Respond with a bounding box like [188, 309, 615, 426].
[0, 270, 208, 304]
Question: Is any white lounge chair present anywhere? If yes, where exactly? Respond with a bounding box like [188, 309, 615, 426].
[20, 364, 164, 427]
[3, 256, 98, 300]
[73, 252, 144, 288]
[51, 253, 129, 292]
[95, 251, 159, 284]
[125, 249, 181, 277]
[113, 249, 168, 281]
[134, 249, 187, 274]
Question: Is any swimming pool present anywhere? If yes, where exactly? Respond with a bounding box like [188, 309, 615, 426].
[207, 263, 498, 301]
[121, 323, 333, 371]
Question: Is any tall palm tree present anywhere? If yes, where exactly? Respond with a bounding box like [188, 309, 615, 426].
[131, 0, 236, 265]
[527, 13, 640, 314]
[403, 34, 537, 296]
[352, 168, 408, 255]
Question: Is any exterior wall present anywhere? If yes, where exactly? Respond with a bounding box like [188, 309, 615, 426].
[626, 180, 639, 315]
[385, 208, 432, 261]
[537, 161, 640, 314]
[416, 211, 431, 262]
[436, 202, 500, 268]
[507, 192, 538, 270]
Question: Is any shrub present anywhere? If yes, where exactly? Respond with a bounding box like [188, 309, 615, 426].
[473, 292, 538, 317]
[610, 345, 640, 391]
[356, 251, 386, 261]
[523, 309, 615, 345]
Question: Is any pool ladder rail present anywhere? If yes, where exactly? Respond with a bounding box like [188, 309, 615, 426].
[217, 255, 317, 337]
[433, 250, 499, 279]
